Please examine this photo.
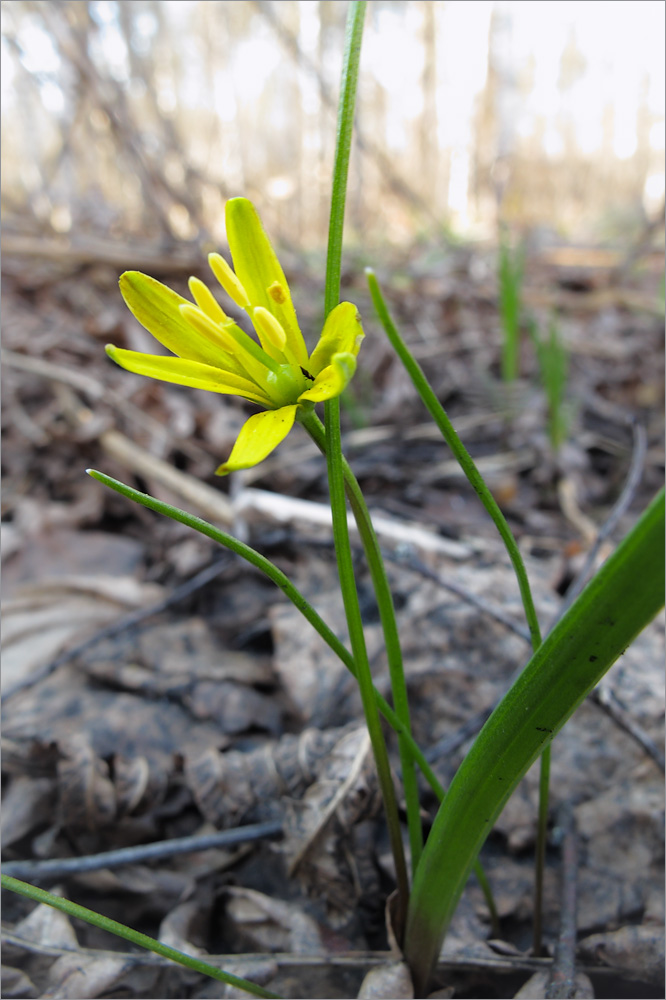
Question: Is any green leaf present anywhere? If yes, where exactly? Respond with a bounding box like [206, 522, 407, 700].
[2, 875, 281, 998]
[404, 488, 665, 994]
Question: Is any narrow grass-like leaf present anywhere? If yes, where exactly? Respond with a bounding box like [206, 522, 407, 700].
[404, 488, 665, 994]
[85, 469, 444, 800]
[366, 269, 542, 651]
[499, 236, 524, 382]
[529, 315, 569, 453]
[2, 875, 281, 998]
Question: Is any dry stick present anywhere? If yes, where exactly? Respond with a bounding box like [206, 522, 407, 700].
[545, 804, 579, 1000]
[593, 686, 665, 770]
[2, 821, 283, 884]
[1, 233, 204, 273]
[2, 930, 648, 986]
[2, 349, 213, 466]
[1, 556, 233, 702]
[551, 420, 647, 623]
[389, 547, 532, 644]
[24, 929, 664, 991]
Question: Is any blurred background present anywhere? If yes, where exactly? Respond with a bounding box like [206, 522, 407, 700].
[1, 0, 664, 551]
[2, 0, 664, 248]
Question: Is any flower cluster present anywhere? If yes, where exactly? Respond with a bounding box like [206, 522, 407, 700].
[107, 198, 364, 474]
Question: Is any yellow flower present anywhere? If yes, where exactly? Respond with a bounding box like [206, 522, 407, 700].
[107, 198, 364, 475]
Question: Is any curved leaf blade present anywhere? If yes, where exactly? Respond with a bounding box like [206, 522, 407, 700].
[405, 489, 665, 993]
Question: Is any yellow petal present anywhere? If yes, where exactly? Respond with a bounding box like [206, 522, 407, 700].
[106, 345, 272, 406]
[119, 272, 231, 369]
[298, 352, 357, 403]
[307, 302, 364, 377]
[225, 198, 308, 366]
[215, 405, 299, 475]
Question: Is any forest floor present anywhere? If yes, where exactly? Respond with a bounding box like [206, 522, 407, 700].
[2, 229, 664, 999]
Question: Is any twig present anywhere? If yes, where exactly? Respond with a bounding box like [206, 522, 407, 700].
[591, 686, 665, 771]
[389, 547, 532, 643]
[99, 429, 234, 524]
[2, 556, 232, 702]
[545, 804, 579, 999]
[1, 820, 283, 884]
[0, 932, 650, 984]
[1, 233, 203, 273]
[552, 420, 647, 623]
[2, 348, 212, 466]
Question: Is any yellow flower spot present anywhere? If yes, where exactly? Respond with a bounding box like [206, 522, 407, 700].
[268, 281, 288, 305]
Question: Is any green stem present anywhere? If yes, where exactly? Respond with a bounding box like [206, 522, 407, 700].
[324, 0, 366, 317]
[300, 409, 423, 870]
[324, 396, 410, 938]
[86, 469, 442, 800]
[323, 0, 422, 882]
[322, 0, 409, 929]
[2, 875, 280, 999]
[301, 412, 496, 929]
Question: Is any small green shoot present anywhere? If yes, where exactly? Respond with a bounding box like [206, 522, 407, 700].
[529, 314, 570, 453]
[498, 233, 525, 382]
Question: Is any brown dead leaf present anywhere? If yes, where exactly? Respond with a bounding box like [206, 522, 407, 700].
[159, 899, 208, 957]
[2, 527, 146, 595]
[57, 734, 116, 832]
[12, 895, 78, 951]
[112, 754, 154, 816]
[39, 953, 130, 1000]
[2, 573, 163, 693]
[269, 591, 356, 725]
[285, 727, 374, 875]
[269, 580, 386, 727]
[1, 964, 38, 999]
[1, 776, 56, 847]
[5, 662, 227, 767]
[185, 727, 349, 828]
[282, 726, 382, 926]
[135, 619, 274, 686]
[357, 961, 413, 999]
[224, 886, 323, 954]
[82, 618, 280, 734]
[578, 924, 665, 984]
[184, 681, 281, 735]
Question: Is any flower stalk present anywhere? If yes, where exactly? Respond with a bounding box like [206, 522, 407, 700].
[320, 0, 411, 930]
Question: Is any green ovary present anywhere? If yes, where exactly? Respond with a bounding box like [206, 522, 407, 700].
[264, 364, 307, 407]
